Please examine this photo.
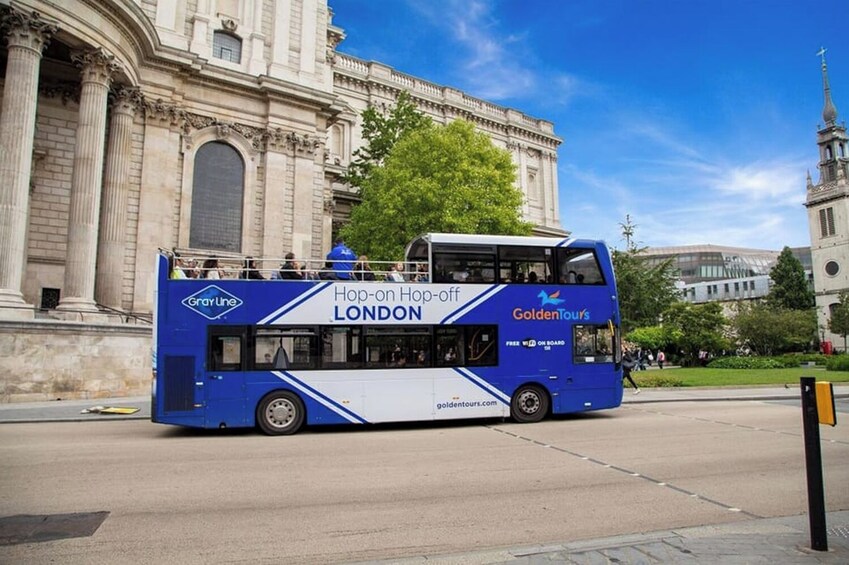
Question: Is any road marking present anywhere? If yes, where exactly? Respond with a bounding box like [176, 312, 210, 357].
[488, 425, 763, 519]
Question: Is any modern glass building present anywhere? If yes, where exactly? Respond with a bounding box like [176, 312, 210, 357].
[640, 245, 812, 305]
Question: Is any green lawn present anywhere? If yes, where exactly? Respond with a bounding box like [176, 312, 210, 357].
[632, 367, 849, 387]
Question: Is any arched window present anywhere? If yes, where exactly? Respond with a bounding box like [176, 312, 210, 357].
[825, 145, 833, 160]
[840, 143, 846, 157]
[213, 31, 242, 63]
[190, 142, 244, 252]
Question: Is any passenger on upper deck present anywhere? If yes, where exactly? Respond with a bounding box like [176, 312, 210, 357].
[278, 252, 304, 280]
[170, 253, 187, 279]
[385, 262, 406, 282]
[326, 238, 356, 280]
[354, 255, 376, 281]
[200, 257, 221, 279]
[240, 257, 265, 280]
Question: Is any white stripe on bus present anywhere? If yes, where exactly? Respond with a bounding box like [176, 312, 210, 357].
[441, 285, 506, 324]
[258, 282, 332, 325]
[454, 367, 511, 403]
[271, 370, 365, 424]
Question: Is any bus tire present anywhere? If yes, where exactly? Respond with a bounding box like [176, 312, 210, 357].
[510, 385, 549, 423]
[257, 391, 305, 435]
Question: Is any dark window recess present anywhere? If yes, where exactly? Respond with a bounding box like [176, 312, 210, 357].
[556, 247, 606, 285]
[190, 142, 244, 252]
[40, 288, 60, 310]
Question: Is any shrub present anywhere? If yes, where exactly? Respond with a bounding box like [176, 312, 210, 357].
[707, 357, 785, 369]
[787, 353, 829, 365]
[635, 374, 684, 387]
[826, 355, 849, 372]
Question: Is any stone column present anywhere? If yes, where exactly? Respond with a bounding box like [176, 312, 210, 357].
[95, 87, 138, 309]
[0, 9, 56, 319]
[57, 48, 121, 313]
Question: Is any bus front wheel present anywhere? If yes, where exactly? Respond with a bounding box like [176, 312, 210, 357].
[257, 391, 305, 435]
[510, 385, 549, 423]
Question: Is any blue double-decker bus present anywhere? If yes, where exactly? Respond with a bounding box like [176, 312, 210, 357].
[152, 233, 623, 435]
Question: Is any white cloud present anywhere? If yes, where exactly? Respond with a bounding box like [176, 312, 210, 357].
[560, 119, 812, 250]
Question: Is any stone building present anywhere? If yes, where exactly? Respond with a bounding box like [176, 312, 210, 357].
[805, 52, 849, 351]
[0, 0, 563, 399]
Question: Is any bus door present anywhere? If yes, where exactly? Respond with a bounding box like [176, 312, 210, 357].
[204, 327, 248, 427]
[568, 322, 621, 410]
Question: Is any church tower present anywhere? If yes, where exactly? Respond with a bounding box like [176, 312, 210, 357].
[805, 50, 849, 350]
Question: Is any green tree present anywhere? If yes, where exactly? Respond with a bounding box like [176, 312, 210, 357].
[662, 302, 728, 365]
[341, 120, 532, 261]
[767, 247, 814, 310]
[613, 249, 680, 331]
[828, 291, 849, 351]
[611, 218, 680, 331]
[733, 302, 817, 355]
[342, 90, 432, 190]
[625, 325, 679, 351]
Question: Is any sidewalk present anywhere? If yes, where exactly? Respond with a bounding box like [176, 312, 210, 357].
[1, 387, 848, 563]
[358, 511, 849, 564]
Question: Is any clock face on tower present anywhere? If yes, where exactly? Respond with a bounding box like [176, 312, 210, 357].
[825, 260, 840, 277]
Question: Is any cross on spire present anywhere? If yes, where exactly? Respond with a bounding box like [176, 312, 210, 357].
[817, 46, 827, 65]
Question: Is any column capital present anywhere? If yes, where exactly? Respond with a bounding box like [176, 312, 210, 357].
[110, 86, 143, 116]
[1, 7, 57, 54]
[71, 48, 122, 87]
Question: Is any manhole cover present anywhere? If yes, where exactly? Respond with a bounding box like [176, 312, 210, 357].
[0, 512, 109, 545]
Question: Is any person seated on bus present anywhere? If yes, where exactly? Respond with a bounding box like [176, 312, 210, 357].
[240, 257, 265, 280]
[319, 261, 338, 280]
[393, 353, 407, 368]
[566, 270, 578, 284]
[414, 263, 429, 282]
[278, 252, 304, 280]
[513, 272, 525, 284]
[466, 268, 484, 283]
[527, 271, 538, 283]
[384, 263, 405, 282]
[170, 254, 188, 279]
[354, 255, 376, 281]
[443, 347, 457, 364]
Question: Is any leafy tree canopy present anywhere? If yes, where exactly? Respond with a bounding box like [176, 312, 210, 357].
[662, 302, 729, 364]
[613, 249, 680, 331]
[733, 301, 817, 355]
[625, 325, 680, 351]
[828, 290, 849, 351]
[767, 246, 814, 310]
[340, 120, 532, 262]
[342, 90, 432, 190]
[611, 216, 680, 331]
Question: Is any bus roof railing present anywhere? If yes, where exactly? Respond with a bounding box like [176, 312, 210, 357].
[163, 250, 428, 281]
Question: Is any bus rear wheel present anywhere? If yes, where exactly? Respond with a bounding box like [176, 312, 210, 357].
[511, 385, 549, 423]
[257, 391, 305, 435]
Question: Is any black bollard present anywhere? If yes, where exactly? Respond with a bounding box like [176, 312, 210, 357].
[800, 377, 827, 552]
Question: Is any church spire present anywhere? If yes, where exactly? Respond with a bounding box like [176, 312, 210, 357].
[818, 47, 839, 126]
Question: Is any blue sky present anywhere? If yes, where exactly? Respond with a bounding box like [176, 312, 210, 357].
[330, 0, 848, 251]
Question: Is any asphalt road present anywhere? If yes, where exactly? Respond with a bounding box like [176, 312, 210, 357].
[1, 400, 847, 564]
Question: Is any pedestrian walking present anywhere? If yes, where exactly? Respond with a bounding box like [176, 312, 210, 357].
[622, 350, 640, 394]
